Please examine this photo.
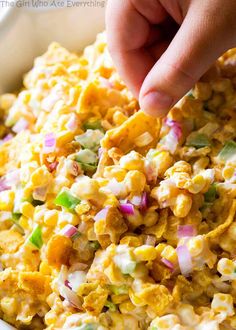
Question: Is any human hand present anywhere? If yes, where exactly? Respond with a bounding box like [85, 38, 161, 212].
[106, 0, 236, 116]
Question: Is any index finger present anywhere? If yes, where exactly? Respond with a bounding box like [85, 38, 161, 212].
[105, 0, 166, 97]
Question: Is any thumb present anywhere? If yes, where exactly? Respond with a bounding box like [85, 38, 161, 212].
[139, 0, 236, 117]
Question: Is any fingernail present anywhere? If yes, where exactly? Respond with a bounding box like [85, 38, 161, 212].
[140, 91, 173, 117]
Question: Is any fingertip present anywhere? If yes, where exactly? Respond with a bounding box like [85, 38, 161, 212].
[139, 90, 173, 117]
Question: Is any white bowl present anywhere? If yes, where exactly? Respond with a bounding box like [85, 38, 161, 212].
[0, 3, 105, 329]
[0, 1, 106, 93]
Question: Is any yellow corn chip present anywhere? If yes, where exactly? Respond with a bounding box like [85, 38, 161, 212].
[101, 110, 161, 155]
[0, 131, 29, 176]
[206, 199, 236, 239]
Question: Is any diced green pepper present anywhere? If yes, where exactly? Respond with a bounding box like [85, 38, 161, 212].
[186, 133, 211, 149]
[11, 213, 24, 234]
[114, 259, 136, 275]
[204, 183, 217, 203]
[55, 190, 81, 210]
[28, 225, 43, 249]
[75, 129, 104, 151]
[89, 241, 101, 250]
[83, 119, 103, 131]
[218, 140, 236, 162]
[109, 284, 129, 295]
[75, 149, 98, 172]
[75, 149, 97, 165]
[104, 300, 117, 312]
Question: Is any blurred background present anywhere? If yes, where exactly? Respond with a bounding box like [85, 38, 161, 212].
[0, 0, 106, 93]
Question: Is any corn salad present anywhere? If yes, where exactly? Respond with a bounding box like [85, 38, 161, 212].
[1, 33, 236, 329]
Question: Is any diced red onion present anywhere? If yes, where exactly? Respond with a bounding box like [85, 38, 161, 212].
[144, 161, 157, 182]
[98, 147, 103, 159]
[163, 118, 182, 154]
[165, 118, 182, 139]
[59, 284, 82, 309]
[178, 225, 196, 238]
[140, 192, 148, 211]
[68, 271, 86, 292]
[67, 161, 79, 177]
[65, 280, 72, 289]
[12, 118, 29, 133]
[176, 245, 193, 276]
[161, 258, 174, 271]
[129, 192, 148, 211]
[119, 203, 135, 215]
[94, 207, 110, 222]
[61, 224, 78, 238]
[5, 170, 20, 186]
[58, 266, 82, 310]
[0, 179, 10, 192]
[66, 114, 78, 131]
[43, 132, 56, 154]
[48, 161, 59, 172]
[3, 133, 13, 142]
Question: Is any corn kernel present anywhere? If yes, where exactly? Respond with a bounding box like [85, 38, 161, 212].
[124, 170, 146, 193]
[45, 311, 57, 326]
[161, 245, 178, 265]
[143, 211, 158, 227]
[40, 261, 52, 275]
[155, 243, 168, 256]
[120, 236, 142, 247]
[103, 166, 127, 182]
[151, 314, 180, 329]
[44, 210, 58, 226]
[119, 151, 144, 171]
[0, 297, 17, 316]
[113, 111, 128, 125]
[134, 245, 157, 261]
[217, 258, 235, 276]
[30, 166, 52, 186]
[57, 130, 75, 146]
[19, 216, 30, 230]
[75, 202, 91, 215]
[0, 93, 16, 110]
[104, 195, 119, 207]
[20, 202, 35, 219]
[0, 190, 15, 211]
[193, 157, 209, 174]
[222, 165, 235, 181]
[152, 151, 174, 177]
[211, 293, 234, 316]
[171, 193, 192, 218]
[187, 236, 204, 256]
[188, 174, 206, 194]
[119, 300, 136, 313]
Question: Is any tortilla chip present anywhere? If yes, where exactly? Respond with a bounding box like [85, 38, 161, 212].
[77, 81, 130, 119]
[0, 131, 29, 176]
[101, 110, 161, 155]
[206, 199, 236, 239]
